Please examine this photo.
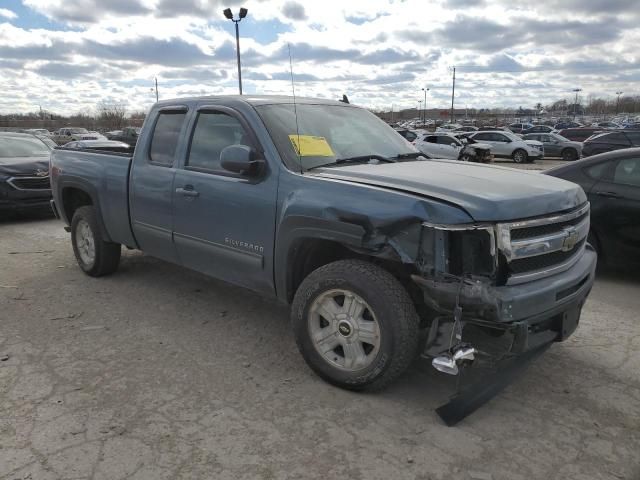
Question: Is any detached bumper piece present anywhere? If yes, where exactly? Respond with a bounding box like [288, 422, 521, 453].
[436, 342, 551, 427]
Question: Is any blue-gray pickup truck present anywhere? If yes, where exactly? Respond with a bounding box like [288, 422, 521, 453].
[50, 96, 597, 423]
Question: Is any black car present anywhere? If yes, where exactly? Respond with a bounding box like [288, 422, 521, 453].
[554, 121, 583, 130]
[582, 130, 640, 157]
[0, 132, 53, 214]
[394, 128, 418, 143]
[522, 125, 554, 134]
[557, 127, 602, 142]
[546, 148, 640, 266]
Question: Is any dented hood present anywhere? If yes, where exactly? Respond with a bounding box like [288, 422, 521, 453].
[309, 159, 586, 222]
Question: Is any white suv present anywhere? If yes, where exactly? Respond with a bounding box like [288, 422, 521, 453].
[468, 130, 543, 163]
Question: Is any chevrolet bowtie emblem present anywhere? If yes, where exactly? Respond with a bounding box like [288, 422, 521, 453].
[561, 226, 579, 252]
[34, 169, 48, 177]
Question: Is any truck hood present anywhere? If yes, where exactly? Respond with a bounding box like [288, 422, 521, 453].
[310, 160, 586, 222]
[0, 157, 50, 176]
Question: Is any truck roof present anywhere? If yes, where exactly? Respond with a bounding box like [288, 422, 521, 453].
[153, 95, 355, 108]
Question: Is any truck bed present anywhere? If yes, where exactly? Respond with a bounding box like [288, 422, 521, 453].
[50, 147, 137, 247]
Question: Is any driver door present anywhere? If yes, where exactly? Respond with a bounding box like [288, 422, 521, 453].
[172, 106, 278, 296]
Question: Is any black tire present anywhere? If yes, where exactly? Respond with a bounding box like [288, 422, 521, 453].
[291, 259, 420, 391]
[562, 148, 578, 161]
[512, 149, 528, 163]
[71, 206, 121, 277]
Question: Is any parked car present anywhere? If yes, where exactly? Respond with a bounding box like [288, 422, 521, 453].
[546, 148, 640, 266]
[51, 128, 105, 144]
[477, 125, 504, 131]
[522, 133, 582, 161]
[63, 140, 132, 153]
[507, 123, 534, 134]
[452, 126, 478, 132]
[106, 127, 140, 146]
[592, 121, 621, 129]
[394, 128, 418, 143]
[556, 127, 602, 142]
[522, 125, 554, 134]
[414, 132, 491, 162]
[623, 122, 640, 130]
[467, 130, 543, 163]
[22, 128, 51, 137]
[49, 95, 596, 423]
[554, 121, 583, 130]
[0, 132, 53, 213]
[581, 130, 640, 157]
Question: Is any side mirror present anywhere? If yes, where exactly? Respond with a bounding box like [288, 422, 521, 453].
[450, 143, 458, 148]
[220, 144, 264, 176]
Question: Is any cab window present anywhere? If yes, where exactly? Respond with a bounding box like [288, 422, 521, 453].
[149, 112, 186, 166]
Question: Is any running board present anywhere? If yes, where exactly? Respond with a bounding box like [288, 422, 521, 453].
[436, 342, 552, 426]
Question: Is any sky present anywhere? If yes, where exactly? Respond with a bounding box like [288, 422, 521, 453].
[0, 0, 638, 116]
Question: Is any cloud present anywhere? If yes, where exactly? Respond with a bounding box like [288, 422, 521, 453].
[281, 1, 307, 21]
[33, 62, 97, 79]
[0, 8, 18, 20]
[81, 37, 213, 67]
[24, 0, 150, 23]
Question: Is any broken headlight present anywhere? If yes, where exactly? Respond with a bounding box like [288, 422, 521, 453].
[418, 223, 497, 279]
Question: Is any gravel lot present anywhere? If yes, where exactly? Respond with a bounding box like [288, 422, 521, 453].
[1, 193, 639, 479]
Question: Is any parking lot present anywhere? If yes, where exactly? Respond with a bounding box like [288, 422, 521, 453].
[1, 185, 639, 480]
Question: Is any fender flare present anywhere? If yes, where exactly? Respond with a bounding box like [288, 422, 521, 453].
[58, 177, 113, 243]
[274, 215, 367, 302]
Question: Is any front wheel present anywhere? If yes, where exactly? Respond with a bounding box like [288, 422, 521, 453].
[512, 149, 528, 163]
[71, 206, 121, 277]
[291, 259, 420, 391]
[562, 148, 578, 161]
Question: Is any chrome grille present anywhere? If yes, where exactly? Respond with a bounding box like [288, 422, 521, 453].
[7, 176, 51, 190]
[497, 203, 590, 285]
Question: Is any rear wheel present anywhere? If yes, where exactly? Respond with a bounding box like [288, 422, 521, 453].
[291, 259, 420, 391]
[562, 148, 578, 161]
[512, 149, 528, 163]
[71, 206, 121, 277]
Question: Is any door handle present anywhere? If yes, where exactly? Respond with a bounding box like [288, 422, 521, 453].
[594, 191, 621, 199]
[176, 186, 199, 197]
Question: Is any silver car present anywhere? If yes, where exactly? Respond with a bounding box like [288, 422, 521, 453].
[522, 133, 582, 161]
[468, 130, 543, 163]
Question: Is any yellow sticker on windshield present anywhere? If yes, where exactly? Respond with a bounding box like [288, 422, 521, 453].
[289, 135, 335, 157]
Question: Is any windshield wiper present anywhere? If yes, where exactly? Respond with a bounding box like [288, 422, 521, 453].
[306, 154, 396, 171]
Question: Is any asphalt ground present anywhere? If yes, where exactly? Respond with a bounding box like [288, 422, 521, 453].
[1, 161, 638, 479]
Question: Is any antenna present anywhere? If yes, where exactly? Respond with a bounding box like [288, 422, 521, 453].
[288, 43, 303, 174]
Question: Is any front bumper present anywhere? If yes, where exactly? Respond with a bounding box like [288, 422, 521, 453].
[0, 179, 52, 212]
[414, 246, 597, 355]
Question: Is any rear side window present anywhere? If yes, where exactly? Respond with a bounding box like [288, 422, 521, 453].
[613, 158, 640, 187]
[585, 161, 611, 180]
[149, 112, 186, 166]
[425, 135, 438, 144]
[624, 132, 640, 145]
[474, 133, 490, 141]
[187, 112, 249, 173]
[604, 133, 631, 146]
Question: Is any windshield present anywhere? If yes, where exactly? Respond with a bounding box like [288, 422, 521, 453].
[502, 131, 521, 141]
[0, 136, 51, 157]
[70, 128, 89, 134]
[551, 134, 569, 142]
[256, 104, 418, 170]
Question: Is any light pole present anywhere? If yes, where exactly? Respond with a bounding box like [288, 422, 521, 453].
[421, 87, 429, 124]
[616, 91, 623, 115]
[150, 77, 158, 102]
[223, 7, 248, 95]
[572, 88, 582, 120]
[418, 100, 422, 120]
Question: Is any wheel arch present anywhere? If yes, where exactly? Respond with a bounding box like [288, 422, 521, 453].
[59, 181, 112, 242]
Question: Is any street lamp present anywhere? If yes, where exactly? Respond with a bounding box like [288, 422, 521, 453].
[223, 7, 248, 95]
[572, 88, 582, 120]
[421, 87, 429, 125]
[418, 100, 422, 120]
[616, 91, 623, 115]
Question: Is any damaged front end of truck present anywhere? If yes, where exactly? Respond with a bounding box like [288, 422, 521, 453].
[368, 204, 595, 424]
